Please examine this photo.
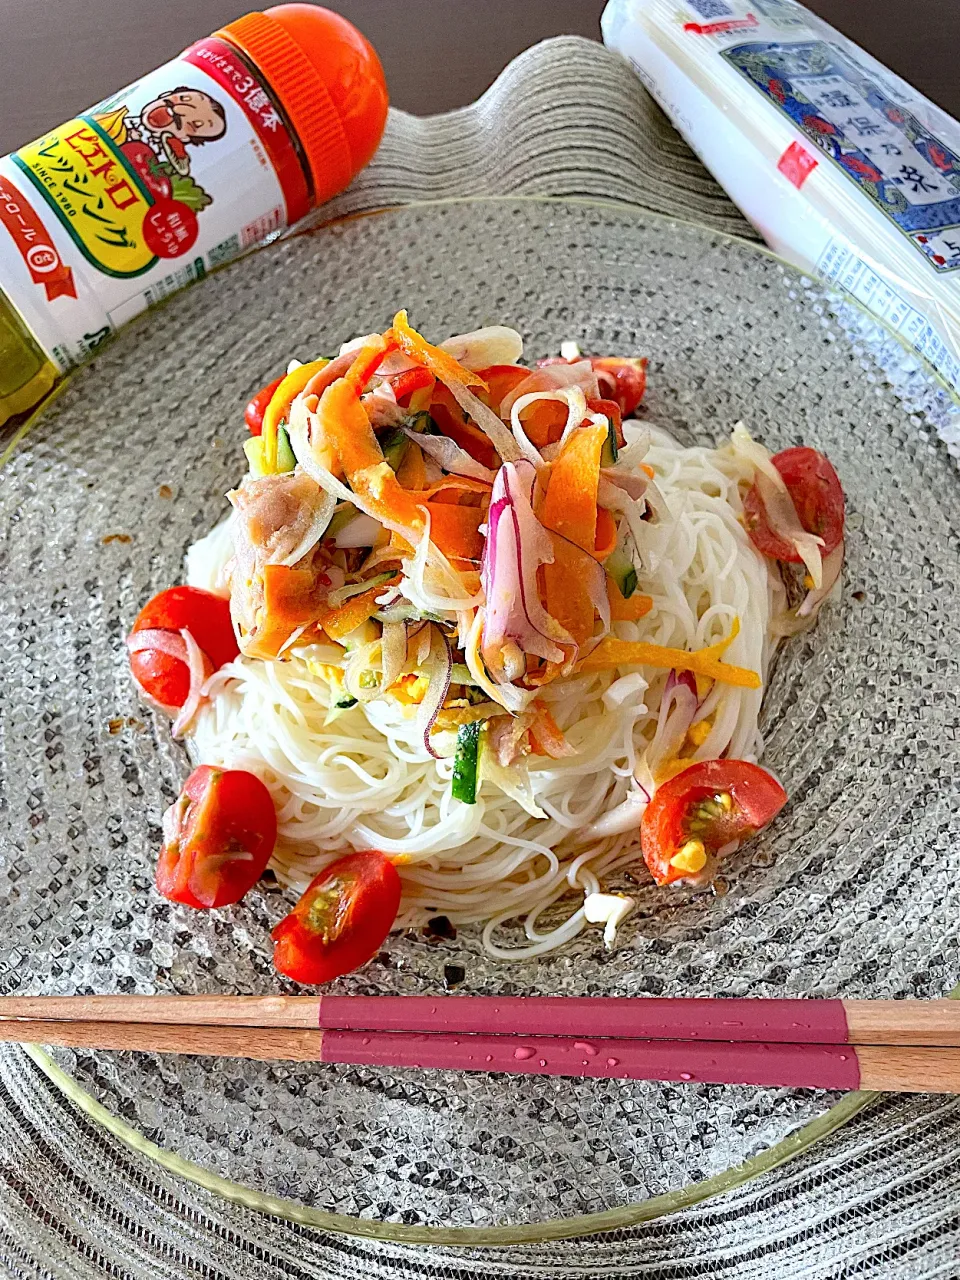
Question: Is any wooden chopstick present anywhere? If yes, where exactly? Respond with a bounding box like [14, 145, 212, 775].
[2, 1017, 960, 1092]
[2, 995, 960, 1046]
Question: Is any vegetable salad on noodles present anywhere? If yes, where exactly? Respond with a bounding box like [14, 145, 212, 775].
[126, 312, 846, 984]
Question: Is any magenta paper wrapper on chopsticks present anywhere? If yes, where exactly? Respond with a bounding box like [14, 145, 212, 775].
[602, 0, 960, 446]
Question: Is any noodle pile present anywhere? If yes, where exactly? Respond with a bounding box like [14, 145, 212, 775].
[186, 424, 784, 958]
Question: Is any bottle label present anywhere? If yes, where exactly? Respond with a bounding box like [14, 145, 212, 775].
[0, 37, 309, 373]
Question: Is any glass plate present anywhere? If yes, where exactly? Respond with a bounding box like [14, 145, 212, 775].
[1, 198, 959, 1244]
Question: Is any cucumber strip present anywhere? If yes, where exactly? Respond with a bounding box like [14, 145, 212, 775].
[276, 424, 296, 472]
[600, 418, 619, 468]
[605, 545, 637, 599]
[380, 428, 408, 471]
[451, 720, 482, 804]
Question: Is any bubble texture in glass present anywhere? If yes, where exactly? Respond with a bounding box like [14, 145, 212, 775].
[0, 200, 958, 1231]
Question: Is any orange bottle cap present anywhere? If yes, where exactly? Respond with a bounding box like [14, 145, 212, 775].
[218, 4, 388, 205]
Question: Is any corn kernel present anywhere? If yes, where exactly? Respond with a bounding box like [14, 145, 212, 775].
[670, 839, 707, 874]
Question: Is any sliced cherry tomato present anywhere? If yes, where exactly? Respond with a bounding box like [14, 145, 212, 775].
[590, 357, 647, 419]
[244, 375, 285, 436]
[157, 765, 277, 909]
[640, 759, 787, 886]
[129, 585, 238, 708]
[743, 446, 845, 564]
[272, 851, 402, 985]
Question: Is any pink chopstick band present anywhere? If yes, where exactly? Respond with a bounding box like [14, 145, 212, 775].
[318, 996, 851, 1044]
[319, 1028, 862, 1090]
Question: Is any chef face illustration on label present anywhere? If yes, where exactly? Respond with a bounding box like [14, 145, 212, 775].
[134, 88, 228, 174]
[92, 85, 227, 206]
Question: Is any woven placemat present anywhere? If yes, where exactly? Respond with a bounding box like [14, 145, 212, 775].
[2, 36, 958, 1279]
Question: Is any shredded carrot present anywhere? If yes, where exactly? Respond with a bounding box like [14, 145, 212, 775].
[317, 377, 383, 474]
[425, 502, 484, 561]
[247, 564, 326, 658]
[537, 423, 607, 646]
[593, 507, 618, 560]
[539, 541, 595, 648]
[518, 399, 568, 447]
[319, 575, 401, 643]
[606, 579, 653, 622]
[318, 378, 426, 540]
[542, 423, 607, 552]
[641, 463, 655, 479]
[392, 310, 487, 391]
[395, 440, 426, 490]
[577, 619, 760, 689]
[261, 358, 329, 470]
[527, 701, 574, 759]
[345, 335, 397, 392]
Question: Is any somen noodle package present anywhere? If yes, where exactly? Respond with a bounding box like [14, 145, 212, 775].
[602, 0, 960, 436]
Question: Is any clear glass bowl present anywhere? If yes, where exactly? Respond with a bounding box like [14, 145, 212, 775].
[1, 198, 959, 1245]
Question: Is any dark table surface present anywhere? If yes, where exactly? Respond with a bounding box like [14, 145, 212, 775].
[0, 0, 955, 156]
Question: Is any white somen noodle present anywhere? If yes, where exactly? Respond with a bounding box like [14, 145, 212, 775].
[186, 424, 784, 959]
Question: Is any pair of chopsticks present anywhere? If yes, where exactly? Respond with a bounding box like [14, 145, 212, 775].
[2, 995, 960, 1092]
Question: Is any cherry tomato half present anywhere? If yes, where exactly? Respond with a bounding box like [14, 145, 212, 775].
[272, 851, 402, 985]
[157, 765, 278, 909]
[743, 446, 845, 564]
[641, 759, 787, 886]
[590, 357, 647, 419]
[129, 585, 238, 708]
[537, 355, 647, 419]
[244, 375, 285, 435]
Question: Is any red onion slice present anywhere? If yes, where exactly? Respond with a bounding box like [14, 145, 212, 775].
[171, 628, 214, 738]
[439, 326, 523, 370]
[126, 628, 189, 664]
[480, 461, 571, 680]
[646, 670, 699, 773]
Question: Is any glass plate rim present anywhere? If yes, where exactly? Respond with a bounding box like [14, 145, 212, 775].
[7, 193, 952, 1245]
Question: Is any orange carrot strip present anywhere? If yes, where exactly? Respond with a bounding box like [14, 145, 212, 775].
[518, 399, 567, 448]
[318, 378, 426, 541]
[320, 575, 401, 643]
[392, 310, 488, 391]
[249, 564, 326, 659]
[541, 541, 596, 648]
[577, 625, 760, 689]
[641, 463, 655, 479]
[395, 440, 426, 490]
[425, 502, 484, 561]
[537, 423, 608, 647]
[593, 507, 618, 560]
[606, 579, 654, 622]
[541, 422, 608, 553]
